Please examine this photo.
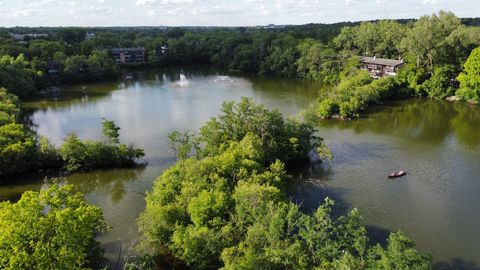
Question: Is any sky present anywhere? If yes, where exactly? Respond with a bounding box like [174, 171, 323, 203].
[0, 0, 478, 27]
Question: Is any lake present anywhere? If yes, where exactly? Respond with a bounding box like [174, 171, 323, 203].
[2, 68, 479, 269]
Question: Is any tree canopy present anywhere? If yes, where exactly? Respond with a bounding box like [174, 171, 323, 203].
[0, 88, 36, 177]
[0, 185, 107, 270]
[198, 97, 325, 165]
[456, 46, 480, 101]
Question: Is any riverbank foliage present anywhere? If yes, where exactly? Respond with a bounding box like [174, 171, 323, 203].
[60, 133, 145, 172]
[0, 93, 145, 177]
[304, 11, 480, 119]
[197, 97, 325, 165]
[1, 12, 478, 104]
[456, 47, 480, 102]
[139, 99, 431, 270]
[0, 185, 108, 270]
[0, 88, 37, 176]
[302, 64, 412, 120]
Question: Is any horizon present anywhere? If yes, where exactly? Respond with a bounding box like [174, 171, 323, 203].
[3, 15, 479, 29]
[0, 0, 478, 27]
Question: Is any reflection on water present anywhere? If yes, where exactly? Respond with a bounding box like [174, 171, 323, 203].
[298, 99, 480, 268]
[1, 68, 479, 268]
[318, 100, 480, 148]
[50, 167, 146, 204]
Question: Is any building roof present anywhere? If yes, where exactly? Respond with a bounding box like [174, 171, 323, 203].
[361, 57, 403, 67]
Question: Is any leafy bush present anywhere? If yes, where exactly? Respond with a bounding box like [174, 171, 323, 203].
[396, 61, 429, 96]
[316, 70, 399, 119]
[0, 55, 36, 98]
[60, 128, 144, 172]
[0, 185, 108, 269]
[36, 136, 63, 169]
[0, 123, 36, 177]
[456, 47, 480, 101]
[198, 97, 325, 165]
[296, 39, 344, 84]
[0, 88, 37, 177]
[421, 65, 456, 99]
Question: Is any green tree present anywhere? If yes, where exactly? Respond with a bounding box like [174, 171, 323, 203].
[367, 232, 431, 270]
[56, 28, 86, 44]
[64, 55, 89, 75]
[0, 54, 36, 98]
[139, 134, 267, 269]
[0, 122, 36, 176]
[59, 132, 144, 172]
[400, 11, 461, 71]
[167, 130, 199, 160]
[334, 26, 358, 54]
[88, 50, 119, 77]
[198, 97, 324, 165]
[261, 34, 299, 77]
[334, 20, 406, 59]
[28, 40, 66, 60]
[421, 65, 456, 99]
[37, 136, 62, 169]
[456, 47, 480, 101]
[0, 185, 108, 270]
[102, 118, 121, 144]
[297, 39, 343, 84]
[444, 26, 480, 69]
[0, 88, 36, 177]
[0, 87, 20, 125]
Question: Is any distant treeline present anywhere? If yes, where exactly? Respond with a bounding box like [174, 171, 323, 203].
[0, 12, 479, 99]
[3, 16, 480, 37]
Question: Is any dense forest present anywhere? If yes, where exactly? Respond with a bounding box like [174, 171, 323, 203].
[0, 11, 479, 270]
[1, 12, 479, 97]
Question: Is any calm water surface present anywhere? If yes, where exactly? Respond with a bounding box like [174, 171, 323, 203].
[2, 68, 479, 269]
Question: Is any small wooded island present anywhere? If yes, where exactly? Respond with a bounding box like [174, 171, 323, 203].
[0, 8, 479, 270]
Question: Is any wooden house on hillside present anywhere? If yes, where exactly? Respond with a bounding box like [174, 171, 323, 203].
[360, 57, 404, 79]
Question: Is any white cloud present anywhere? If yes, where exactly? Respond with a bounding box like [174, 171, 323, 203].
[14, 9, 34, 18]
[136, 0, 155, 6]
[136, 0, 200, 5]
[159, 0, 196, 3]
[0, 0, 478, 27]
[422, 0, 441, 3]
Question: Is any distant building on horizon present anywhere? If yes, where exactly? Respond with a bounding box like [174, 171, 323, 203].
[9, 33, 48, 41]
[112, 48, 145, 64]
[360, 56, 404, 78]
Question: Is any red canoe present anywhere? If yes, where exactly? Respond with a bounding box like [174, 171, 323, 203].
[388, 170, 406, 178]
